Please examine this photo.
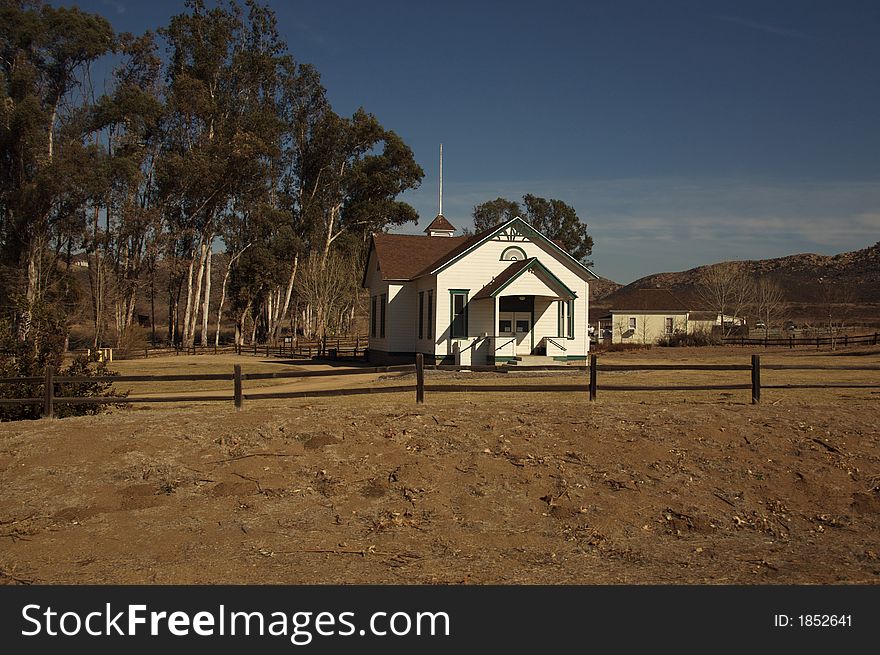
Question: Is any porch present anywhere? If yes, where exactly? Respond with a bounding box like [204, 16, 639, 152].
[454, 258, 579, 365]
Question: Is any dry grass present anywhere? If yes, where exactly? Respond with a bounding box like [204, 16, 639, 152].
[1, 345, 877, 585]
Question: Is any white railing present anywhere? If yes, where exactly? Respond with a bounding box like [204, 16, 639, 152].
[490, 336, 517, 359]
[544, 337, 567, 357]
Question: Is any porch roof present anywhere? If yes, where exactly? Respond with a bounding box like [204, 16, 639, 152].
[473, 258, 577, 301]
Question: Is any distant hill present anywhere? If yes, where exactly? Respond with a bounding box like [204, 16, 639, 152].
[589, 276, 622, 300]
[592, 241, 880, 326]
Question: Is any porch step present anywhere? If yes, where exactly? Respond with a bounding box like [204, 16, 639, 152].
[505, 355, 567, 366]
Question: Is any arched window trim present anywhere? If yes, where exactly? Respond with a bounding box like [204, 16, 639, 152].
[500, 246, 527, 262]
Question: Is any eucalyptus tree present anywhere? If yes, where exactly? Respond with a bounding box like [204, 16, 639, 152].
[0, 0, 114, 344]
[159, 0, 295, 348]
[89, 31, 164, 346]
[299, 108, 423, 272]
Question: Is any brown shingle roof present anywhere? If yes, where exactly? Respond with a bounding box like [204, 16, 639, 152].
[424, 213, 456, 233]
[472, 259, 534, 300]
[606, 288, 689, 312]
[411, 224, 500, 277]
[371, 233, 468, 280]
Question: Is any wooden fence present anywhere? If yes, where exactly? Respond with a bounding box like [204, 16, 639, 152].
[722, 332, 879, 349]
[71, 335, 370, 361]
[1, 354, 878, 419]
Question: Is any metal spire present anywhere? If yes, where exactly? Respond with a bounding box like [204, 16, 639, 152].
[439, 143, 443, 216]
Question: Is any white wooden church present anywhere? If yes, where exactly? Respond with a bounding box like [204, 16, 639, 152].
[362, 213, 599, 365]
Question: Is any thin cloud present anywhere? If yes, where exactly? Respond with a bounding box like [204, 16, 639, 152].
[101, 0, 126, 15]
[399, 176, 880, 283]
[714, 15, 809, 39]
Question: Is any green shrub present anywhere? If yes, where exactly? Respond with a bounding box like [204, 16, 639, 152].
[0, 316, 126, 421]
[594, 342, 652, 352]
[657, 330, 721, 347]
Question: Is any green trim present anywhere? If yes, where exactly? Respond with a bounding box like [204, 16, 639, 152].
[430, 217, 599, 279]
[567, 299, 574, 338]
[450, 289, 469, 338]
[530, 304, 535, 353]
[557, 300, 563, 337]
[427, 289, 434, 339]
[493, 356, 516, 363]
[500, 245, 527, 261]
[418, 291, 424, 339]
[490, 258, 578, 300]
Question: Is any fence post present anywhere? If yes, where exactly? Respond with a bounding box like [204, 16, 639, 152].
[751, 354, 761, 405]
[415, 353, 424, 404]
[233, 364, 243, 411]
[42, 364, 55, 419]
[874, 332, 878, 346]
[789, 336, 793, 349]
[589, 354, 597, 401]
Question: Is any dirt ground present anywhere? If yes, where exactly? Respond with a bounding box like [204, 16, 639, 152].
[1, 346, 879, 584]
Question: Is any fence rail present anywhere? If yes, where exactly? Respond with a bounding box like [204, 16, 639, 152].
[68, 335, 371, 362]
[722, 332, 879, 349]
[1, 353, 878, 419]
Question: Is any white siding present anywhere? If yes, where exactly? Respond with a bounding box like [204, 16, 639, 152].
[365, 249, 389, 351]
[414, 276, 438, 355]
[437, 237, 591, 359]
[611, 312, 687, 344]
[533, 298, 557, 347]
[387, 283, 416, 353]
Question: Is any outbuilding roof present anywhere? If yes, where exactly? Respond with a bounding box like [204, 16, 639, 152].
[606, 288, 689, 312]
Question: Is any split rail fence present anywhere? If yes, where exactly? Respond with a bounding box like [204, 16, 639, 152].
[2, 354, 878, 420]
[722, 332, 879, 349]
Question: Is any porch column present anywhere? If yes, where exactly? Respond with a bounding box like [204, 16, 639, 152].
[494, 295, 499, 365]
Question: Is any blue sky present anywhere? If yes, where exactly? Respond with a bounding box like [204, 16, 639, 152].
[63, 0, 880, 283]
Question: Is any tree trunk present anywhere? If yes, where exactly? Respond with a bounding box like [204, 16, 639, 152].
[186, 239, 208, 348]
[180, 252, 196, 349]
[271, 254, 298, 343]
[200, 246, 212, 346]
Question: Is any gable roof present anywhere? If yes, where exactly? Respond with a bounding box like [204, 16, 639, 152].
[473, 258, 578, 300]
[424, 213, 456, 233]
[606, 288, 689, 312]
[364, 216, 599, 286]
[472, 258, 532, 298]
[423, 216, 599, 280]
[368, 233, 468, 281]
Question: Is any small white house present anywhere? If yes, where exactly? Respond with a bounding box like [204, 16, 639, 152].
[362, 214, 599, 364]
[606, 289, 689, 344]
[603, 288, 749, 344]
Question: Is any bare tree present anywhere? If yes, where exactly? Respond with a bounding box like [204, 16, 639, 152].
[295, 253, 354, 339]
[816, 278, 857, 349]
[696, 263, 754, 337]
[752, 278, 787, 338]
